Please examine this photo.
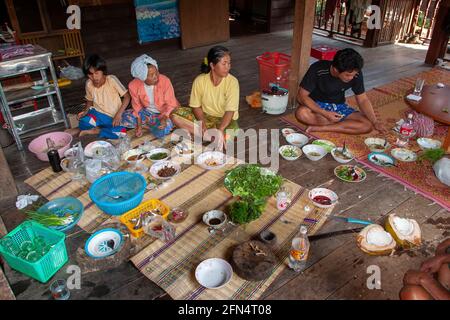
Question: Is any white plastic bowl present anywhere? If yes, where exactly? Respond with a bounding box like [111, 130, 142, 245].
[146, 148, 170, 162]
[286, 133, 309, 148]
[279, 145, 302, 161]
[281, 128, 295, 138]
[302, 144, 327, 161]
[417, 138, 442, 150]
[123, 149, 146, 165]
[195, 258, 233, 289]
[331, 147, 354, 164]
[308, 188, 339, 208]
[364, 137, 389, 152]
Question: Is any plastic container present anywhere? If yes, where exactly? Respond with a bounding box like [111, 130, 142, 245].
[120, 199, 170, 238]
[256, 52, 290, 91]
[89, 172, 146, 216]
[28, 131, 73, 162]
[0, 221, 68, 283]
[310, 45, 338, 60]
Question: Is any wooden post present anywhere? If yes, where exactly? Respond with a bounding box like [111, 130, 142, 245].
[0, 147, 18, 203]
[425, 0, 450, 64]
[288, 0, 316, 108]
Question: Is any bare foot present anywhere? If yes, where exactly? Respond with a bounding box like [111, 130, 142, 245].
[65, 128, 81, 136]
[79, 128, 100, 137]
[306, 125, 319, 133]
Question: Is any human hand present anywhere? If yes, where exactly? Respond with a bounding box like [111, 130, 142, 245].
[403, 270, 432, 286]
[113, 112, 122, 127]
[420, 255, 445, 274]
[158, 115, 168, 130]
[77, 111, 87, 120]
[135, 125, 143, 138]
[373, 121, 386, 134]
[324, 111, 343, 123]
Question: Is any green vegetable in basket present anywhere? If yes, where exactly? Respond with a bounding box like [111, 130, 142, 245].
[25, 210, 74, 227]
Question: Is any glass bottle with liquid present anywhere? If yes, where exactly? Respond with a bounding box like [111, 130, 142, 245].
[288, 226, 310, 272]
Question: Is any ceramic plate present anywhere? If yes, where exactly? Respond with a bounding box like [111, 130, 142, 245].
[391, 148, 417, 162]
[308, 188, 339, 208]
[85, 228, 123, 259]
[416, 138, 442, 150]
[334, 165, 367, 183]
[150, 160, 181, 180]
[146, 148, 170, 162]
[368, 152, 396, 167]
[312, 139, 336, 153]
[84, 141, 113, 158]
[196, 151, 226, 170]
[195, 258, 233, 289]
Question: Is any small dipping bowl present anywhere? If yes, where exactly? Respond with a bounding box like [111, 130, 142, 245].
[259, 230, 277, 246]
[203, 210, 227, 229]
[302, 144, 327, 161]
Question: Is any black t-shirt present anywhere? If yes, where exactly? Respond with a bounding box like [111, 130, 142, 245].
[300, 60, 365, 104]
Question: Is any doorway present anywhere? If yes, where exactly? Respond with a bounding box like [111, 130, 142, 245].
[229, 0, 270, 37]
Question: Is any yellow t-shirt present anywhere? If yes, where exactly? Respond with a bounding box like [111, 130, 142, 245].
[85, 75, 128, 117]
[189, 72, 239, 120]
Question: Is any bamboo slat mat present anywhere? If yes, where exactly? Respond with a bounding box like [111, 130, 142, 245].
[130, 176, 333, 300]
[23, 132, 207, 233]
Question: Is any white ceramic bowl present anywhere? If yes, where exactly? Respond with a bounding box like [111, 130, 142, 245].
[195, 258, 233, 289]
[202, 210, 228, 229]
[364, 137, 390, 152]
[281, 128, 295, 138]
[146, 148, 170, 162]
[174, 142, 194, 158]
[331, 147, 354, 164]
[312, 139, 336, 153]
[196, 151, 226, 170]
[123, 149, 146, 165]
[302, 144, 327, 161]
[417, 138, 442, 150]
[286, 133, 309, 148]
[84, 228, 123, 259]
[308, 188, 339, 208]
[150, 160, 181, 180]
[84, 140, 113, 158]
[279, 145, 302, 161]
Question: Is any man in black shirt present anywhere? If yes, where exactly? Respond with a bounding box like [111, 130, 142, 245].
[295, 48, 385, 135]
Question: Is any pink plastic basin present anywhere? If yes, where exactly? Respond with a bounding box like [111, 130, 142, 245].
[28, 131, 73, 162]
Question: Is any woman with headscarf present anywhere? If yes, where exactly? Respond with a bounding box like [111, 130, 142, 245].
[121, 54, 180, 138]
[173, 45, 240, 145]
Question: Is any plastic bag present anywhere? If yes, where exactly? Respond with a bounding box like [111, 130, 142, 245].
[143, 215, 175, 242]
[59, 65, 84, 80]
[433, 158, 450, 187]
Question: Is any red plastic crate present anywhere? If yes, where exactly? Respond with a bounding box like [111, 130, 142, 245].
[256, 52, 291, 91]
[310, 45, 338, 61]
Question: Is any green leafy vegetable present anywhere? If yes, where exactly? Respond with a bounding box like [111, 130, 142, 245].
[281, 147, 299, 158]
[418, 148, 445, 164]
[224, 164, 283, 224]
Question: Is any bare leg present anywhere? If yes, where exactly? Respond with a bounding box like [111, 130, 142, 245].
[79, 127, 100, 137]
[295, 106, 333, 133]
[399, 285, 434, 300]
[308, 112, 374, 135]
[438, 263, 450, 291]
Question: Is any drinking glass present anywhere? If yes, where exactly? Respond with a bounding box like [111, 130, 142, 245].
[0, 236, 20, 256]
[50, 279, 70, 300]
[413, 79, 425, 96]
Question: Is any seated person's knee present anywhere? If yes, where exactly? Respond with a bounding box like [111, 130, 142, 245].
[399, 285, 433, 300]
[295, 106, 309, 123]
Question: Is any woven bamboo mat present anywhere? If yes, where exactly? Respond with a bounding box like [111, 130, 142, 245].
[130, 176, 333, 300]
[24, 132, 186, 232]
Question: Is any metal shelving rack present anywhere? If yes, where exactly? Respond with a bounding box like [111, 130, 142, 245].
[0, 45, 69, 150]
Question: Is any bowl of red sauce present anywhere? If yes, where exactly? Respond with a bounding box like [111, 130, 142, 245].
[308, 188, 338, 208]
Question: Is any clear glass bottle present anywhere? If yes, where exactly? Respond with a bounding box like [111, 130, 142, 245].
[288, 225, 310, 272]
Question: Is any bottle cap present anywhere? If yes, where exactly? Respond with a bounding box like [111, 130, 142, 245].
[300, 226, 308, 234]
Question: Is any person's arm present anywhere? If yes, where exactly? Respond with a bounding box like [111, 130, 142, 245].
[77, 100, 93, 120]
[113, 91, 130, 126]
[298, 87, 342, 122]
[421, 253, 450, 273]
[218, 111, 234, 132]
[436, 238, 450, 256]
[192, 107, 208, 133]
[355, 93, 385, 132]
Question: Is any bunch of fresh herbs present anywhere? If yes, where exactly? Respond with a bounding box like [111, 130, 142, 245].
[224, 164, 283, 224]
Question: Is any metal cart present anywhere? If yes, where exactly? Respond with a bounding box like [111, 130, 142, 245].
[0, 45, 69, 150]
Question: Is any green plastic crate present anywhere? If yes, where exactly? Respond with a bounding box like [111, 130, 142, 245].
[0, 221, 68, 283]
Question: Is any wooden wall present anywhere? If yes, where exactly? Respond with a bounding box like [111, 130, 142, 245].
[268, 0, 296, 32]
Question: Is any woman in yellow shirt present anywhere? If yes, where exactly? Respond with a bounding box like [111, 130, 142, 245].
[173, 46, 239, 143]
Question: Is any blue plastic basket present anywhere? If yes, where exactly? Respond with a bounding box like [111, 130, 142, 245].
[89, 171, 146, 216]
[37, 197, 84, 232]
[0, 221, 68, 283]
